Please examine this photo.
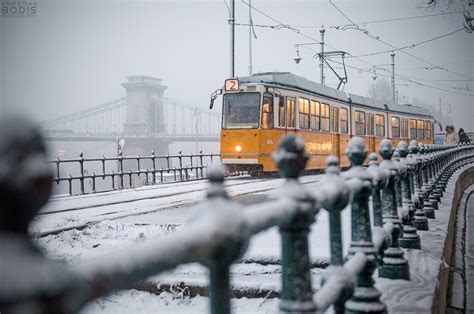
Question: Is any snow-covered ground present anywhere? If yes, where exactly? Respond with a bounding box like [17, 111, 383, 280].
[32, 168, 464, 313]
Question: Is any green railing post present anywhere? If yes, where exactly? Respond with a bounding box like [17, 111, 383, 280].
[201, 166, 248, 314]
[419, 144, 435, 219]
[342, 137, 386, 314]
[378, 139, 410, 280]
[397, 141, 421, 249]
[367, 153, 387, 227]
[409, 140, 429, 230]
[272, 136, 318, 313]
[319, 156, 351, 314]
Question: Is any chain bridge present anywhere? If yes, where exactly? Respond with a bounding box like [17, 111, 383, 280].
[41, 76, 220, 156]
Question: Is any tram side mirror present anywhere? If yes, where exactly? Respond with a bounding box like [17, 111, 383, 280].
[209, 88, 223, 109]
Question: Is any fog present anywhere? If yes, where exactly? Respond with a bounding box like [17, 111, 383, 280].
[1, 0, 473, 131]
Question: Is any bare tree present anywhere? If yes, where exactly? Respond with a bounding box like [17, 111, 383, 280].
[420, 0, 471, 12]
[367, 78, 393, 104]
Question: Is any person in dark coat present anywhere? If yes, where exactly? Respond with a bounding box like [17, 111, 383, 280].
[459, 128, 471, 144]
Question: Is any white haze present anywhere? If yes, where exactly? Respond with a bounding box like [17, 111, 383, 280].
[1, 0, 473, 130]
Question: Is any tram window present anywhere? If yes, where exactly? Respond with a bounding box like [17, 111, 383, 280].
[278, 97, 286, 127]
[424, 121, 432, 139]
[310, 100, 320, 130]
[286, 97, 296, 128]
[340, 108, 348, 134]
[261, 94, 274, 129]
[331, 108, 339, 132]
[401, 119, 409, 138]
[375, 114, 385, 137]
[223, 92, 260, 129]
[391, 117, 400, 138]
[367, 114, 374, 136]
[321, 103, 330, 132]
[355, 110, 366, 135]
[409, 119, 417, 139]
[298, 98, 310, 129]
[417, 120, 424, 139]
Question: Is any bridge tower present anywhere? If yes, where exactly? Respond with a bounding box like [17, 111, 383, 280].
[121, 76, 170, 174]
[122, 76, 167, 134]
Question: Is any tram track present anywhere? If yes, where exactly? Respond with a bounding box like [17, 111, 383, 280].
[39, 176, 274, 216]
[31, 176, 321, 238]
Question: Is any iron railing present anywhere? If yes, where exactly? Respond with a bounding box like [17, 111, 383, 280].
[49, 151, 220, 195]
[1, 137, 474, 314]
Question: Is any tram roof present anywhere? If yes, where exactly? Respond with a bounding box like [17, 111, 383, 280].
[385, 102, 432, 117]
[238, 72, 350, 103]
[347, 93, 386, 110]
[238, 72, 432, 118]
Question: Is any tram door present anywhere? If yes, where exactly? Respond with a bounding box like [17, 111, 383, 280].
[367, 113, 376, 153]
[331, 108, 340, 158]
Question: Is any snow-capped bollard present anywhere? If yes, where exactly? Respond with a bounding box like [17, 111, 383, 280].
[318, 156, 351, 313]
[419, 144, 435, 219]
[427, 145, 439, 211]
[392, 150, 404, 218]
[319, 156, 351, 266]
[271, 135, 318, 313]
[397, 141, 421, 249]
[200, 165, 248, 314]
[378, 139, 410, 280]
[409, 140, 430, 230]
[367, 153, 387, 228]
[342, 137, 386, 314]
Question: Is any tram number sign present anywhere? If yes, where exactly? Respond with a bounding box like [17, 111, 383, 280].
[225, 79, 239, 91]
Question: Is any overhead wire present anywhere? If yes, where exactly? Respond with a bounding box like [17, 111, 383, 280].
[328, 0, 474, 79]
[240, 0, 474, 94]
[348, 28, 465, 58]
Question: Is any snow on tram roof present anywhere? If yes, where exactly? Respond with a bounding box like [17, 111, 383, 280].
[386, 102, 432, 117]
[238, 72, 432, 118]
[348, 93, 386, 110]
[238, 72, 349, 103]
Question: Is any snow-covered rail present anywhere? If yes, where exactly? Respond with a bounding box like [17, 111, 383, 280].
[2, 125, 474, 313]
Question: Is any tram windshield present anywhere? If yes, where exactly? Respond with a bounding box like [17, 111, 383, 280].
[223, 92, 260, 129]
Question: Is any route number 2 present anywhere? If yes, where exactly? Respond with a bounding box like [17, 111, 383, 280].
[225, 79, 239, 91]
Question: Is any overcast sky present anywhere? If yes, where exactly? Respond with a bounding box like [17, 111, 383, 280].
[1, 0, 473, 130]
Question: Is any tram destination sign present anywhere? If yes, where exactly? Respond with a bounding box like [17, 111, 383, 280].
[225, 79, 239, 91]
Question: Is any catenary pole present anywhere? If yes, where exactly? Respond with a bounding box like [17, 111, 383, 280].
[248, 0, 253, 76]
[391, 53, 396, 104]
[320, 28, 325, 85]
[230, 0, 235, 77]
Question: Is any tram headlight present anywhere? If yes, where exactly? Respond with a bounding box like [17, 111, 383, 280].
[235, 145, 242, 152]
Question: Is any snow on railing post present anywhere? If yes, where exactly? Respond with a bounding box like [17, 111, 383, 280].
[409, 140, 429, 230]
[317, 156, 352, 313]
[319, 156, 350, 266]
[432, 146, 443, 201]
[201, 165, 248, 314]
[426, 145, 439, 211]
[271, 135, 318, 313]
[378, 139, 410, 280]
[367, 153, 387, 228]
[341, 137, 386, 313]
[419, 144, 435, 219]
[392, 150, 404, 219]
[396, 141, 421, 249]
[79, 152, 85, 194]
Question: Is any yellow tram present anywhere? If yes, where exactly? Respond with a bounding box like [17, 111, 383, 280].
[216, 72, 434, 175]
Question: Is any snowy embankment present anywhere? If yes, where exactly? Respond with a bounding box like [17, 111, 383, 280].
[32, 168, 465, 313]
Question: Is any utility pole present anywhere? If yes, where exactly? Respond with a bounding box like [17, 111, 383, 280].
[438, 98, 442, 127]
[248, 0, 252, 76]
[320, 28, 325, 85]
[229, 0, 235, 78]
[391, 53, 396, 104]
